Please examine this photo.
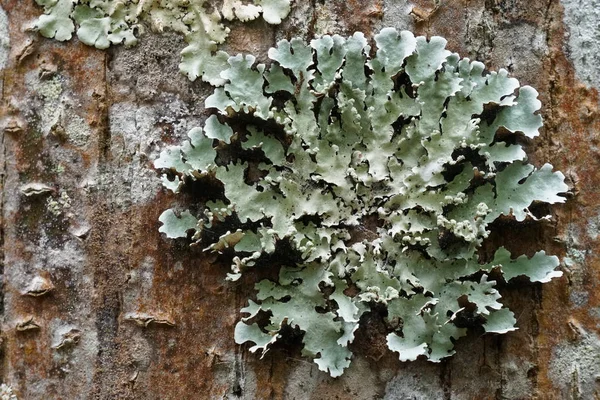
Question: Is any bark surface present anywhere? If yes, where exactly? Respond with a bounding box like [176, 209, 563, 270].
[0, 0, 599, 399]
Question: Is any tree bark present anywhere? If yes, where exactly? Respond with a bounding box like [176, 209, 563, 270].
[0, 0, 599, 398]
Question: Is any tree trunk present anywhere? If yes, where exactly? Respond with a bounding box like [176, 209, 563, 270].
[0, 0, 599, 398]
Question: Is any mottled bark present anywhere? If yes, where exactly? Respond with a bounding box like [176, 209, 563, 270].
[0, 0, 599, 399]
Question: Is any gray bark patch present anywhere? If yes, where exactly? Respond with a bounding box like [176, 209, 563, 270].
[0, 5, 8, 70]
[0, 4, 9, 98]
[562, 0, 600, 89]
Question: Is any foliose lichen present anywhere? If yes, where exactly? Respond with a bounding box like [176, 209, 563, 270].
[32, 0, 291, 84]
[0, 384, 17, 400]
[155, 28, 567, 377]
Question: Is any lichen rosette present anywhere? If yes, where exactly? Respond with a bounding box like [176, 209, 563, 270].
[155, 29, 567, 376]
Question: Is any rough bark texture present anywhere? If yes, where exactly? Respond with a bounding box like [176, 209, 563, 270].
[0, 0, 599, 399]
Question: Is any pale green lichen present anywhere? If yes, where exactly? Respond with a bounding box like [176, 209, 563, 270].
[28, 74, 63, 136]
[36, 74, 63, 101]
[46, 190, 72, 216]
[155, 29, 567, 376]
[64, 113, 91, 146]
[33, 0, 291, 84]
[26, 72, 92, 145]
[0, 384, 17, 400]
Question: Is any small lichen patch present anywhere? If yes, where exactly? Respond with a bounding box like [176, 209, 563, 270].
[27, 73, 64, 136]
[24, 70, 94, 148]
[33, 0, 291, 84]
[46, 190, 72, 217]
[64, 113, 91, 147]
[155, 29, 567, 376]
[37, 74, 63, 101]
[0, 384, 17, 400]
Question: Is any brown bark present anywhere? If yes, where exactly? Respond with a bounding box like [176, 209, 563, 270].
[0, 0, 599, 398]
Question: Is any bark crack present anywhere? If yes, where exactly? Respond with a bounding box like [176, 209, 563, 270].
[99, 52, 112, 162]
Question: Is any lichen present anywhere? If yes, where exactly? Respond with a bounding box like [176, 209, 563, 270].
[28, 74, 64, 136]
[0, 4, 10, 73]
[155, 28, 567, 376]
[64, 113, 91, 146]
[25, 70, 93, 146]
[46, 190, 72, 216]
[33, 0, 291, 84]
[0, 384, 17, 400]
